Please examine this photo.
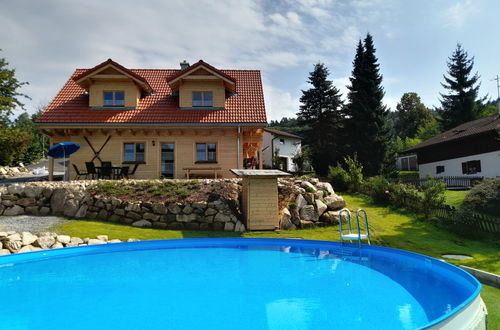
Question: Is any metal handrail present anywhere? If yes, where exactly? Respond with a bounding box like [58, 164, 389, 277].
[338, 208, 371, 247]
[355, 209, 371, 246]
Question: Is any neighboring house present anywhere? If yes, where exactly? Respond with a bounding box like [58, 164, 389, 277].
[37, 59, 267, 179]
[401, 115, 500, 178]
[262, 128, 301, 172]
[395, 153, 418, 172]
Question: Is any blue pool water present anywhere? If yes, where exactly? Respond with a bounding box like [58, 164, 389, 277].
[0, 238, 480, 330]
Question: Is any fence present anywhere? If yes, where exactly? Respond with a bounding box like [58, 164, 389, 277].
[393, 176, 484, 189]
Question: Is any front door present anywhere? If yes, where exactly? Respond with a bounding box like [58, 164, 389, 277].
[161, 143, 175, 178]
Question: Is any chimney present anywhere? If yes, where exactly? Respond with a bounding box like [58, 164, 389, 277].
[180, 60, 190, 70]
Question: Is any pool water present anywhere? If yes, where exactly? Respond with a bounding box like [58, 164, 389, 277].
[0, 238, 480, 330]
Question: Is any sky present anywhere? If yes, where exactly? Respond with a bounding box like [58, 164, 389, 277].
[1, 0, 499, 121]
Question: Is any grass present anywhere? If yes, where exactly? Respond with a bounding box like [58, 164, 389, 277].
[443, 190, 468, 208]
[53, 192, 499, 327]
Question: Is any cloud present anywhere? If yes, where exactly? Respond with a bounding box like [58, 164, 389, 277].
[443, 0, 476, 28]
[263, 84, 301, 121]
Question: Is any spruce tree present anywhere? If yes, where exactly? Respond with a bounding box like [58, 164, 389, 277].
[344, 34, 390, 176]
[297, 63, 343, 175]
[439, 44, 483, 130]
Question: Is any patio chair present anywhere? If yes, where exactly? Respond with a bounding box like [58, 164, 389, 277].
[129, 163, 139, 178]
[85, 162, 97, 179]
[118, 166, 129, 179]
[99, 162, 113, 180]
[72, 164, 89, 180]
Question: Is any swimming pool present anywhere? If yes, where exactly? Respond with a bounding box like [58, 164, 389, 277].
[0, 238, 486, 329]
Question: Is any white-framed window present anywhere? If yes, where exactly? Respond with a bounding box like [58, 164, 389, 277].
[103, 91, 125, 107]
[192, 92, 213, 107]
[196, 143, 217, 162]
[436, 165, 445, 174]
[123, 142, 145, 162]
[462, 160, 481, 174]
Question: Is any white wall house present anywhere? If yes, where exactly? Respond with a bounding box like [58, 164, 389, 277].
[262, 128, 302, 172]
[402, 115, 500, 179]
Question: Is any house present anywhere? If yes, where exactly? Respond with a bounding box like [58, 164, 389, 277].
[37, 59, 267, 179]
[401, 115, 500, 178]
[262, 128, 302, 172]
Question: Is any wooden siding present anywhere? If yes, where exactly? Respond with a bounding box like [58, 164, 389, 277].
[89, 80, 140, 107]
[179, 80, 225, 108]
[242, 177, 279, 230]
[55, 128, 260, 179]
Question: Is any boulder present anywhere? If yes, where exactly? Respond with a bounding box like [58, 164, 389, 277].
[143, 213, 160, 221]
[87, 239, 106, 245]
[18, 245, 34, 253]
[17, 198, 36, 207]
[167, 203, 181, 214]
[124, 202, 141, 212]
[320, 210, 349, 224]
[224, 222, 235, 231]
[97, 209, 108, 220]
[51, 242, 64, 249]
[295, 194, 307, 209]
[126, 211, 142, 221]
[315, 199, 328, 216]
[56, 235, 71, 244]
[97, 235, 108, 242]
[299, 220, 315, 228]
[303, 192, 315, 205]
[214, 213, 231, 223]
[309, 178, 319, 185]
[4, 205, 24, 216]
[75, 205, 88, 218]
[299, 205, 318, 222]
[182, 205, 193, 214]
[25, 206, 39, 215]
[39, 207, 50, 216]
[300, 181, 317, 192]
[6, 233, 21, 242]
[132, 220, 152, 228]
[108, 239, 122, 243]
[316, 182, 334, 195]
[50, 189, 68, 214]
[176, 214, 197, 222]
[0, 249, 11, 256]
[35, 236, 56, 249]
[63, 199, 79, 217]
[151, 203, 167, 215]
[204, 208, 217, 216]
[7, 184, 24, 196]
[114, 208, 126, 216]
[324, 194, 346, 210]
[234, 221, 246, 232]
[21, 232, 38, 246]
[5, 240, 22, 253]
[280, 208, 294, 230]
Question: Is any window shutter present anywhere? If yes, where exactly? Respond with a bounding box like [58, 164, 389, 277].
[461, 162, 467, 174]
[476, 160, 481, 172]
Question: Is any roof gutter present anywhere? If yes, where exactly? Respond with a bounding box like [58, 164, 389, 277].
[37, 122, 266, 127]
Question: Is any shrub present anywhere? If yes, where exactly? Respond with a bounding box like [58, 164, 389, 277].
[421, 176, 446, 218]
[327, 164, 349, 192]
[388, 182, 420, 209]
[462, 178, 500, 216]
[305, 186, 314, 193]
[363, 176, 391, 204]
[288, 202, 297, 210]
[344, 156, 363, 191]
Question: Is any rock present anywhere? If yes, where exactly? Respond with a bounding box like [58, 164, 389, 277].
[280, 208, 294, 230]
[127, 238, 140, 242]
[0, 249, 11, 255]
[108, 239, 121, 243]
[75, 204, 88, 218]
[234, 221, 246, 232]
[39, 207, 50, 215]
[114, 208, 126, 216]
[303, 192, 315, 205]
[25, 206, 39, 215]
[224, 222, 235, 231]
[97, 209, 108, 220]
[6, 233, 21, 242]
[143, 213, 160, 221]
[18, 245, 34, 253]
[299, 220, 315, 228]
[0, 232, 7, 238]
[88, 239, 106, 245]
[320, 210, 348, 224]
[290, 208, 300, 226]
[4, 205, 24, 216]
[56, 235, 71, 244]
[132, 220, 152, 228]
[176, 214, 197, 222]
[124, 202, 141, 212]
[51, 242, 64, 249]
[1, 194, 18, 201]
[299, 205, 319, 222]
[35, 236, 56, 249]
[7, 185, 24, 195]
[63, 199, 79, 217]
[204, 208, 217, 216]
[185, 223, 200, 230]
[50, 189, 68, 214]
[193, 201, 207, 209]
[317, 182, 334, 195]
[324, 194, 346, 210]
[5, 240, 22, 253]
[167, 203, 181, 214]
[214, 213, 231, 223]
[151, 203, 167, 215]
[300, 181, 317, 192]
[295, 194, 307, 209]
[17, 198, 36, 207]
[309, 178, 319, 185]
[42, 188, 53, 199]
[315, 199, 328, 216]
[182, 205, 193, 214]
[315, 191, 324, 199]
[109, 214, 121, 222]
[21, 232, 38, 246]
[212, 222, 224, 231]
[65, 237, 84, 247]
[97, 235, 108, 242]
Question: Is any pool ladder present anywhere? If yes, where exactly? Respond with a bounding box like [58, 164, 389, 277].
[338, 209, 371, 247]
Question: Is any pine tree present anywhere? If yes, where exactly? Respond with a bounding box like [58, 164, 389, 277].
[344, 34, 390, 176]
[297, 63, 343, 175]
[439, 44, 483, 130]
[394, 92, 434, 139]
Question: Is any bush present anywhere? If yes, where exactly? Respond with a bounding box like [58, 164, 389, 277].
[0, 127, 30, 166]
[345, 156, 363, 191]
[387, 182, 420, 209]
[363, 176, 391, 204]
[327, 164, 349, 192]
[421, 176, 446, 218]
[462, 178, 500, 216]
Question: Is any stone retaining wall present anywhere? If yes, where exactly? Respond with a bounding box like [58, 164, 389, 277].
[0, 181, 245, 232]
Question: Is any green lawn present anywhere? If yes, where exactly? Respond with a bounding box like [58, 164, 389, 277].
[53, 192, 499, 327]
[444, 190, 468, 208]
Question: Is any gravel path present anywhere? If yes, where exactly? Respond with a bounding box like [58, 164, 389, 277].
[0, 215, 72, 233]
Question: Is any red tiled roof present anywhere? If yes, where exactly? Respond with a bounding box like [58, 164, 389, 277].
[264, 128, 302, 139]
[404, 115, 500, 152]
[38, 67, 266, 125]
[167, 60, 236, 85]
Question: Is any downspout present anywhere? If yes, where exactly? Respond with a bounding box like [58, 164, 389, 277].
[237, 125, 241, 169]
[271, 136, 279, 169]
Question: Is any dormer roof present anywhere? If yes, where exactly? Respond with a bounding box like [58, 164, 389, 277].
[73, 58, 153, 93]
[167, 60, 236, 93]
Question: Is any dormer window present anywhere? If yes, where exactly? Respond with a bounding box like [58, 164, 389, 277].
[104, 91, 125, 107]
[192, 92, 213, 107]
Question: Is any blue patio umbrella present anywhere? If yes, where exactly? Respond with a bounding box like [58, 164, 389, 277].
[48, 142, 80, 180]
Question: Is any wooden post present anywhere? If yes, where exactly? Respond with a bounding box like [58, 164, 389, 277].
[48, 157, 54, 181]
[258, 143, 263, 169]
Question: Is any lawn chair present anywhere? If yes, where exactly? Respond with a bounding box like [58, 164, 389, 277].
[99, 161, 113, 180]
[72, 164, 89, 180]
[85, 162, 97, 179]
[338, 208, 371, 247]
[128, 163, 139, 178]
[117, 166, 129, 179]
